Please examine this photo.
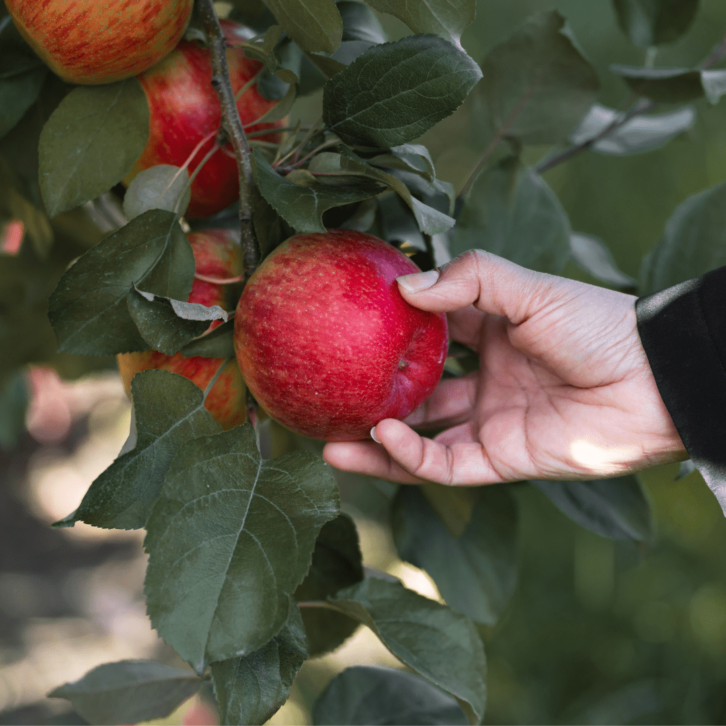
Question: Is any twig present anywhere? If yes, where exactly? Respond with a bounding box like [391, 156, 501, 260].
[197, 0, 259, 280]
[536, 97, 653, 174]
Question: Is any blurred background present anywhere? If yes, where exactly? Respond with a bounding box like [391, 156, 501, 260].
[3, 0, 726, 724]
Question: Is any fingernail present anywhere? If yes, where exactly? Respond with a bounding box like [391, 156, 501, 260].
[370, 426, 381, 444]
[397, 269, 439, 293]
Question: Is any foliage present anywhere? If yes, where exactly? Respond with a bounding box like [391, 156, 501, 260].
[1, 0, 725, 723]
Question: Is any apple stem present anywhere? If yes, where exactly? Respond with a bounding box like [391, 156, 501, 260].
[197, 0, 259, 280]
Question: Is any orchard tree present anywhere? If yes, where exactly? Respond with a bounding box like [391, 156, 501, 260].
[1, 0, 726, 723]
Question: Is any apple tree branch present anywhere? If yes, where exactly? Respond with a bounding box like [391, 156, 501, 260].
[197, 0, 259, 279]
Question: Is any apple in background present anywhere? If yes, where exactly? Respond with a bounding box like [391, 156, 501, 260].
[118, 228, 246, 430]
[125, 19, 284, 219]
[6, 0, 192, 84]
[234, 230, 449, 441]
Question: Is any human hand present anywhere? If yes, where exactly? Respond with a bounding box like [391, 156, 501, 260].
[323, 250, 687, 485]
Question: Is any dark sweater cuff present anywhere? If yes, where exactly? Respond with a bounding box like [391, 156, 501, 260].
[636, 267, 726, 510]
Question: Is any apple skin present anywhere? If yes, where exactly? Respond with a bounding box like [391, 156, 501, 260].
[118, 228, 246, 430]
[234, 230, 449, 441]
[125, 20, 283, 219]
[6, 0, 192, 85]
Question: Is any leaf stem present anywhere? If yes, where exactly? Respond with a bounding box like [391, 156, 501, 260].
[203, 357, 231, 401]
[197, 0, 259, 280]
[701, 30, 726, 70]
[297, 601, 339, 610]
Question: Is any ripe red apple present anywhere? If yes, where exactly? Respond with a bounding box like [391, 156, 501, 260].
[125, 19, 284, 219]
[6, 0, 192, 85]
[118, 228, 246, 430]
[234, 230, 449, 441]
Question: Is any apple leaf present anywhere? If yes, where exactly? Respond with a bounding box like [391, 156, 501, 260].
[339, 1, 386, 44]
[570, 104, 696, 156]
[611, 65, 726, 104]
[323, 35, 482, 149]
[263, 0, 343, 54]
[127, 287, 227, 356]
[48, 660, 202, 726]
[639, 179, 726, 295]
[392, 486, 518, 626]
[253, 147, 384, 233]
[48, 210, 195, 355]
[0, 26, 47, 139]
[367, 143, 436, 181]
[295, 514, 364, 656]
[308, 152, 454, 234]
[144, 423, 339, 673]
[363, 0, 475, 47]
[453, 156, 571, 274]
[123, 165, 191, 220]
[58, 370, 221, 530]
[178, 319, 236, 359]
[532, 476, 653, 541]
[39, 78, 149, 217]
[612, 0, 700, 47]
[328, 578, 487, 724]
[569, 233, 636, 289]
[313, 666, 469, 726]
[479, 10, 599, 145]
[211, 606, 308, 726]
[0, 371, 28, 452]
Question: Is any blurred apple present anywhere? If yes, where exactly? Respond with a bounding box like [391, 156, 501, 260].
[6, 0, 192, 84]
[234, 230, 449, 441]
[125, 19, 284, 218]
[118, 228, 246, 429]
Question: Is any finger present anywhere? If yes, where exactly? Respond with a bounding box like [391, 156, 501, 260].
[372, 418, 506, 485]
[446, 306, 486, 348]
[397, 249, 559, 324]
[404, 375, 476, 428]
[323, 440, 425, 484]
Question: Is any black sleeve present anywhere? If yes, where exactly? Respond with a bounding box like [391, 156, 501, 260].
[635, 267, 726, 509]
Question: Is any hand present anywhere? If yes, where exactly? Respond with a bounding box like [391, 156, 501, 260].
[323, 250, 687, 485]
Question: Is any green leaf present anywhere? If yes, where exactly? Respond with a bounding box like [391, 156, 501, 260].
[67, 370, 221, 530]
[612, 0, 700, 47]
[363, 0, 475, 47]
[39, 78, 149, 217]
[339, 1, 386, 44]
[123, 165, 191, 220]
[570, 103, 696, 156]
[0, 27, 47, 139]
[295, 514, 364, 656]
[263, 0, 343, 54]
[127, 286, 227, 356]
[368, 143, 436, 181]
[253, 147, 384, 233]
[313, 666, 469, 725]
[211, 606, 308, 726]
[48, 210, 195, 355]
[145, 424, 339, 673]
[479, 10, 599, 145]
[639, 179, 726, 294]
[329, 578, 487, 724]
[452, 156, 571, 274]
[48, 660, 201, 726]
[308, 152, 454, 235]
[569, 233, 636, 288]
[178, 319, 236, 359]
[533, 476, 653, 541]
[0, 370, 28, 451]
[393, 486, 518, 625]
[323, 35, 482, 148]
[611, 65, 726, 104]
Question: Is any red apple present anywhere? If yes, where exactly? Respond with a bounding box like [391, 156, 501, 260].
[125, 19, 284, 219]
[234, 230, 449, 441]
[118, 228, 246, 430]
[6, 0, 192, 85]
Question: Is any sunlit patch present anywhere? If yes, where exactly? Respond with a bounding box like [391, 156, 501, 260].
[569, 439, 642, 474]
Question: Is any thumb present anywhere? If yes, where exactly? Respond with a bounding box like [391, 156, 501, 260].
[397, 249, 555, 324]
